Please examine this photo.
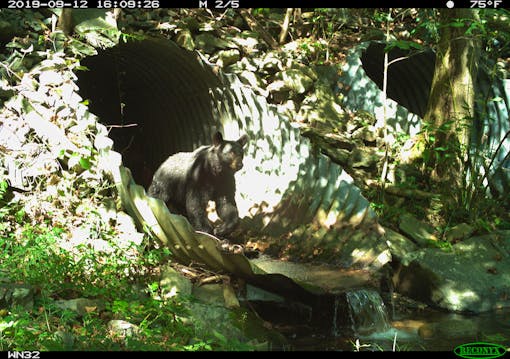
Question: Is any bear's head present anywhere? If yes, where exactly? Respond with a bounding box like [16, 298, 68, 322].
[211, 131, 248, 173]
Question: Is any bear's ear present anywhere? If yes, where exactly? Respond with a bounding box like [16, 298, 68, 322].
[237, 134, 248, 148]
[212, 131, 223, 146]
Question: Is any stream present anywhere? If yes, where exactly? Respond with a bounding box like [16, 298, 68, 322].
[246, 256, 510, 352]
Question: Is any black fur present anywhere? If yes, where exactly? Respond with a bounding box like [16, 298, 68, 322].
[148, 132, 248, 237]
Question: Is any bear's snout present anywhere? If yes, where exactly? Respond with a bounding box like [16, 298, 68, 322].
[231, 159, 243, 171]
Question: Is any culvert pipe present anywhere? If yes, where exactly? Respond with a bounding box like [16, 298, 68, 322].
[79, 38, 390, 275]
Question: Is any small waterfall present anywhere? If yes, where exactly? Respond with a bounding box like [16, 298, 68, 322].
[345, 288, 391, 335]
[331, 296, 341, 337]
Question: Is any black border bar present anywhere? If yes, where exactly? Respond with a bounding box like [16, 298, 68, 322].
[2, 0, 509, 9]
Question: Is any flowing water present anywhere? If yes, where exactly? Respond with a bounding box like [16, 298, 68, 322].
[247, 257, 509, 351]
[280, 290, 510, 351]
[345, 289, 391, 335]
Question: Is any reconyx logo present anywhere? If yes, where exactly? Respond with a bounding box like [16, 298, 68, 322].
[454, 342, 507, 359]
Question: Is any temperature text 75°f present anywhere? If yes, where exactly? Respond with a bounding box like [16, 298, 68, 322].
[198, 0, 240, 9]
[470, 0, 503, 8]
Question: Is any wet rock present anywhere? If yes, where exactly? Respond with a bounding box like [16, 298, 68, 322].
[188, 284, 286, 349]
[399, 213, 438, 247]
[393, 230, 510, 313]
[244, 285, 285, 303]
[435, 318, 479, 338]
[417, 322, 436, 339]
[418, 319, 478, 339]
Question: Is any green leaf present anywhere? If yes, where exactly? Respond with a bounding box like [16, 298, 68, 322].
[449, 21, 465, 28]
[79, 157, 92, 170]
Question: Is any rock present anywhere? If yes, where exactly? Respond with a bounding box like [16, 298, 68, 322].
[231, 32, 260, 54]
[243, 285, 285, 303]
[267, 80, 291, 102]
[313, 65, 340, 87]
[399, 213, 438, 247]
[418, 319, 479, 339]
[351, 126, 378, 143]
[223, 283, 240, 309]
[174, 29, 195, 51]
[418, 322, 436, 339]
[383, 228, 418, 261]
[0, 284, 34, 310]
[217, 49, 241, 67]
[54, 298, 105, 316]
[322, 147, 351, 166]
[435, 318, 479, 338]
[297, 83, 345, 124]
[54, 330, 75, 350]
[188, 283, 286, 349]
[181, 16, 200, 32]
[237, 57, 259, 72]
[260, 51, 283, 73]
[393, 231, 510, 313]
[238, 70, 266, 89]
[160, 265, 192, 299]
[445, 223, 474, 243]
[276, 69, 314, 94]
[192, 283, 224, 305]
[107, 320, 140, 338]
[290, 63, 318, 82]
[195, 33, 236, 54]
[337, 231, 391, 270]
[349, 147, 380, 169]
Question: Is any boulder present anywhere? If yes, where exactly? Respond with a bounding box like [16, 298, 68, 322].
[54, 298, 105, 316]
[159, 265, 193, 299]
[399, 213, 438, 247]
[393, 231, 510, 313]
[0, 283, 34, 310]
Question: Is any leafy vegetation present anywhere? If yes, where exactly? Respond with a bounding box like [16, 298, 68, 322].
[0, 7, 509, 351]
[0, 214, 250, 351]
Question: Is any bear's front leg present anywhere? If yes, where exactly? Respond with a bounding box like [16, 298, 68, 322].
[185, 190, 214, 234]
[214, 195, 240, 238]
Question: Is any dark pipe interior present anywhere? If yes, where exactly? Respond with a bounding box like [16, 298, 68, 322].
[360, 42, 435, 118]
[77, 38, 221, 188]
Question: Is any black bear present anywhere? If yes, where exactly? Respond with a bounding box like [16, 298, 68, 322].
[148, 131, 249, 238]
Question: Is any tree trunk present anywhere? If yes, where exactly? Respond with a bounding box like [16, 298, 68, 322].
[421, 9, 480, 191]
[57, 9, 74, 35]
[279, 8, 294, 44]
